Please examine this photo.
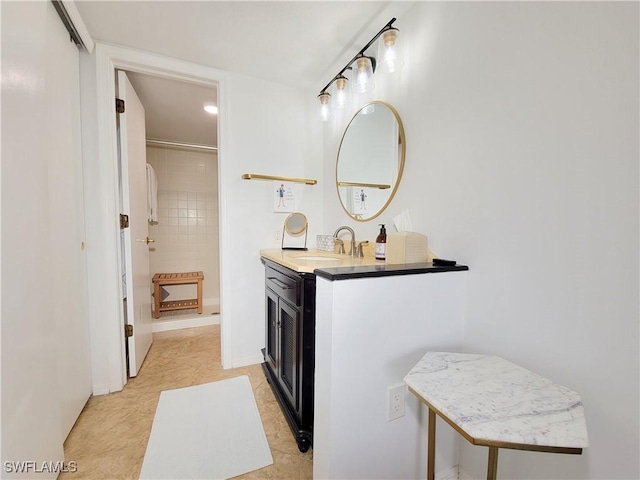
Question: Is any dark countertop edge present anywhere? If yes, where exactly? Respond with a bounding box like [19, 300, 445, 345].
[314, 263, 469, 281]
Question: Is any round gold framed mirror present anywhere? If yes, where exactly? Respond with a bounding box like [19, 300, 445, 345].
[336, 101, 405, 221]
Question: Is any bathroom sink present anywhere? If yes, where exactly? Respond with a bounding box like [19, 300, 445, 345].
[292, 255, 343, 262]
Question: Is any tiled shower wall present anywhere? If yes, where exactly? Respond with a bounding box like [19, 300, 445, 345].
[147, 145, 219, 312]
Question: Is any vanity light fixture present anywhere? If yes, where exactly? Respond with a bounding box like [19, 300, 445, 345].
[317, 18, 403, 120]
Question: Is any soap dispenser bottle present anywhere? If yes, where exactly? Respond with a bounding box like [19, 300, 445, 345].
[375, 224, 387, 260]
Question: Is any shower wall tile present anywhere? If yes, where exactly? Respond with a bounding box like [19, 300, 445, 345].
[147, 146, 220, 308]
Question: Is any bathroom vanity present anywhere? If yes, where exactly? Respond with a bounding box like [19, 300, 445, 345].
[260, 249, 394, 452]
[260, 248, 469, 475]
[260, 257, 316, 452]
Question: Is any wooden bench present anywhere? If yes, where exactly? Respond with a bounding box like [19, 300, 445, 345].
[152, 271, 204, 319]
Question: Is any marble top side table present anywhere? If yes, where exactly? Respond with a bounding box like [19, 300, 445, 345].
[404, 352, 588, 480]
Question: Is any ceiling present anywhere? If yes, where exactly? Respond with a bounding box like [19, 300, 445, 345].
[76, 1, 413, 148]
[125, 71, 218, 148]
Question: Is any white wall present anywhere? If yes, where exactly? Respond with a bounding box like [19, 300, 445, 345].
[322, 2, 638, 479]
[222, 73, 323, 366]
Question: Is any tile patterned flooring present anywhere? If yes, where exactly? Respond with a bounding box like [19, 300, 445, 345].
[61, 325, 313, 479]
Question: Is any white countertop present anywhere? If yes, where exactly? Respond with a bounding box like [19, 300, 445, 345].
[404, 352, 589, 450]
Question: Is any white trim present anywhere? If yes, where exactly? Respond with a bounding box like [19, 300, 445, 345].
[91, 383, 111, 397]
[90, 42, 230, 394]
[458, 466, 474, 480]
[216, 77, 232, 369]
[152, 314, 220, 333]
[436, 465, 461, 480]
[230, 353, 265, 369]
[94, 44, 128, 392]
[60, 0, 94, 52]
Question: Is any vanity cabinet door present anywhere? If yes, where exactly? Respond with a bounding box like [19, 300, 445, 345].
[265, 287, 279, 374]
[278, 297, 299, 411]
[265, 286, 299, 412]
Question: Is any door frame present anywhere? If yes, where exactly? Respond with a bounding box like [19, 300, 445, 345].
[90, 43, 231, 392]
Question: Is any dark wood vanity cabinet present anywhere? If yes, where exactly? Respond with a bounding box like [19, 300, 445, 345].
[261, 258, 315, 453]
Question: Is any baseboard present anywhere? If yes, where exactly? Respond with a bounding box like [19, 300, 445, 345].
[458, 466, 474, 480]
[436, 465, 460, 480]
[230, 353, 264, 369]
[152, 313, 219, 333]
[91, 383, 111, 396]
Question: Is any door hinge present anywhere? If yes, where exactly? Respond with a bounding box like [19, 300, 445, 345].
[125, 324, 133, 337]
[120, 214, 129, 229]
[116, 98, 125, 114]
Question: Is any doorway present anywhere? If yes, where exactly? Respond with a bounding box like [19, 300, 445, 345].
[123, 71, 221, 335]
[86, 43, 230, 392]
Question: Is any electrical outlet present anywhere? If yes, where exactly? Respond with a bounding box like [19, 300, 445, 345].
[387, 384, 406, 421]
[274, 229, 282, 242]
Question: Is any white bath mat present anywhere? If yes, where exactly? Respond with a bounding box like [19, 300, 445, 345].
[140, 375, 273, 479]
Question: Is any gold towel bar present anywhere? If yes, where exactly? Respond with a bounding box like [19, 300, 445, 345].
[337, 181, 391, 190]
[242, 173, 317, 185]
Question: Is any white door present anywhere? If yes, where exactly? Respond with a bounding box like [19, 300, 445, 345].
[46, 1, 92, 438]
[2, 1, 93, 471]
[118, 70, 153, 377]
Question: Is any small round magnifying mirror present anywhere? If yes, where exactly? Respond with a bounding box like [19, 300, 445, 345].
[284, 212, 307, 235]
[282, 212, 309, 250]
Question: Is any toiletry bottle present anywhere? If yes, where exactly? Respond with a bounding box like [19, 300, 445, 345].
[375, 224, 387, 260]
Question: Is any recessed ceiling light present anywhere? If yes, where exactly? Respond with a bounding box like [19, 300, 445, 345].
[204, 103, 218, 115]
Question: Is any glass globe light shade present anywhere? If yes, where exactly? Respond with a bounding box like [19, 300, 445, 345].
[352, 56, 375, 93]
[377, 28, 404, 73]
[333, 76, 349, 109]
[318, 92, 331, 122]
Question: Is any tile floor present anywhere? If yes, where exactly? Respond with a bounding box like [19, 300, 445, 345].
[61, 325, 313, 479]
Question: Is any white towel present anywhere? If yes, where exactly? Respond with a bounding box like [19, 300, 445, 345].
[146, 163, 158, 223]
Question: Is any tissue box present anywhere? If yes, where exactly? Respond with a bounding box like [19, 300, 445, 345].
[386, 232, 429, 264]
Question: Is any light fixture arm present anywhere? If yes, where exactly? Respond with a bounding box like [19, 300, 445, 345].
[318, 17, 397, 96]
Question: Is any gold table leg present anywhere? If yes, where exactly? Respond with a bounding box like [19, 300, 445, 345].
[487, 446, 499, 480]
[428, 408, 436, 480]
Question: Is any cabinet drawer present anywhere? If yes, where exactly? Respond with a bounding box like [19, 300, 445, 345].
[266, 265, 300, 306]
